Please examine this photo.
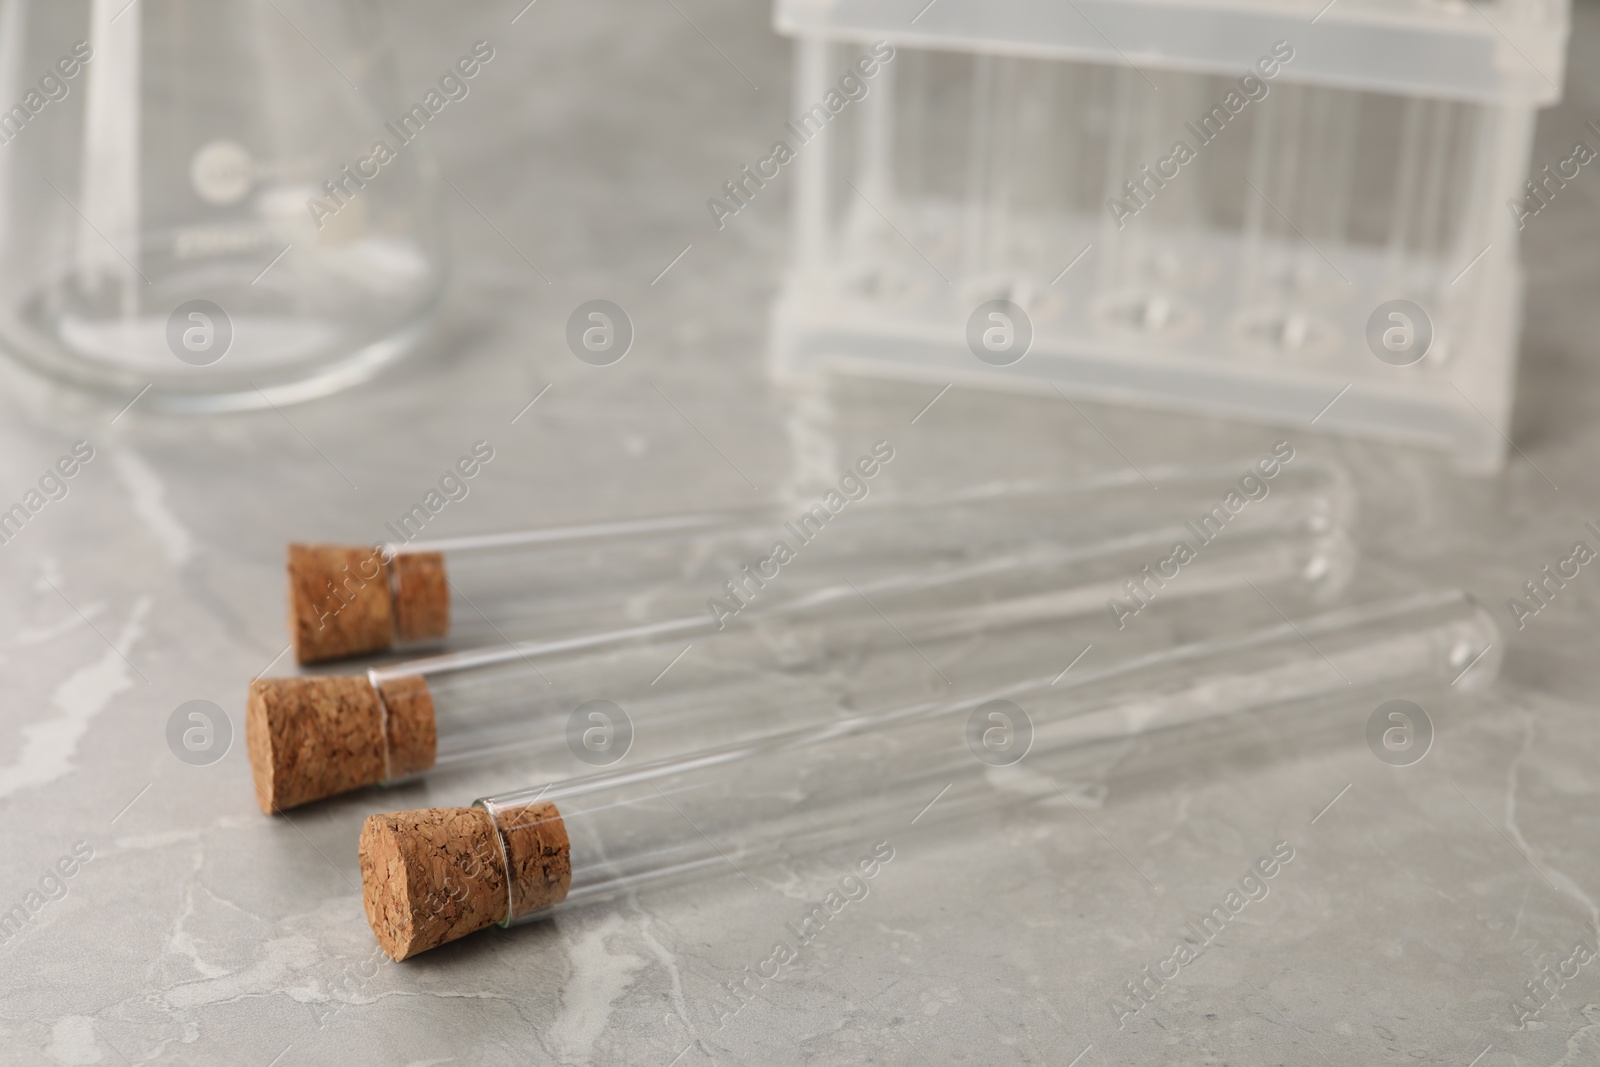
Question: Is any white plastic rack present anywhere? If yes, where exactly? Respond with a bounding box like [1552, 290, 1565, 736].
[769, 0, 1571, 471]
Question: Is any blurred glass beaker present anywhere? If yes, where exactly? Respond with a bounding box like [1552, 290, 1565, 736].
[0, 0, 446, 411]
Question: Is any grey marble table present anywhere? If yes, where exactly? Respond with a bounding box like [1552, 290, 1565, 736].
[2, 1, 1600, 1064]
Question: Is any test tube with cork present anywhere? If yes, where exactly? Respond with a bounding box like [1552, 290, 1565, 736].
[358, 588, 1499, 959]
[286, 454, 1348, 663]
[252, 507, 1353, 811]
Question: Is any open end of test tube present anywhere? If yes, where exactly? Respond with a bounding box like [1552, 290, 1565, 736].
[1304, 530, 1358, 601]
[1445, 594, 1502, 690]
[245, 674, 437, 813]
[286, 544, 449, 663]
[350, 587, 1499, 959]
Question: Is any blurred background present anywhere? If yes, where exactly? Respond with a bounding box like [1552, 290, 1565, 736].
[0, 0, 1597, 1063]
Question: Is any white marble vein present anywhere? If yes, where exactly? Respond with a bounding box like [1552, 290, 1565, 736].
[108, 447, 194, 566]
[0, 596, 150, 801]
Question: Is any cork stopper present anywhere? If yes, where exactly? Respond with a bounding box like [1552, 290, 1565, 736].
[287, 544, 395, 663]
[245, 674, 438, 813]
[359, 802, 571, 960]
[495, 800, 574, 919]
[390, 551, 449, 644]
[375, 675, 440, 780]
[287, 544, 451, 662]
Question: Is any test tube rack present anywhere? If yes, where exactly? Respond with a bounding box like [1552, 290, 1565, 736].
[768, 0, 1570, 471]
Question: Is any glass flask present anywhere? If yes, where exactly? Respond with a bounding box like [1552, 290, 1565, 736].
[0, 0, 446, 411]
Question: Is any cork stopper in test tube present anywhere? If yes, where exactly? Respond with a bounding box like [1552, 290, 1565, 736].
[285, 459, 1356, 664]
[352, 588, 1501, 960]
[359, 802, 571, 960]
[255, 514, 1355, 812]
[287, 544, 449, 663]
[246, 674, 437, 813]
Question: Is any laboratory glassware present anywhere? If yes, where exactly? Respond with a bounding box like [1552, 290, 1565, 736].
[289, 455, 1348, 661]
[769, 0, 1569, 471]
[251, 513, 1350, 809]
[357, 588, 1498, 958]
[0, 0, 446, 410]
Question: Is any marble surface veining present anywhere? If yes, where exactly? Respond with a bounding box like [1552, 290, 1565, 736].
[1, 1, 1599, 1064]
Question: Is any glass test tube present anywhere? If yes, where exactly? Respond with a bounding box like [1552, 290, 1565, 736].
[357, 589, 1498, 959]
[287, 457, 1350, 663]
[252, 510, 1352, 811]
